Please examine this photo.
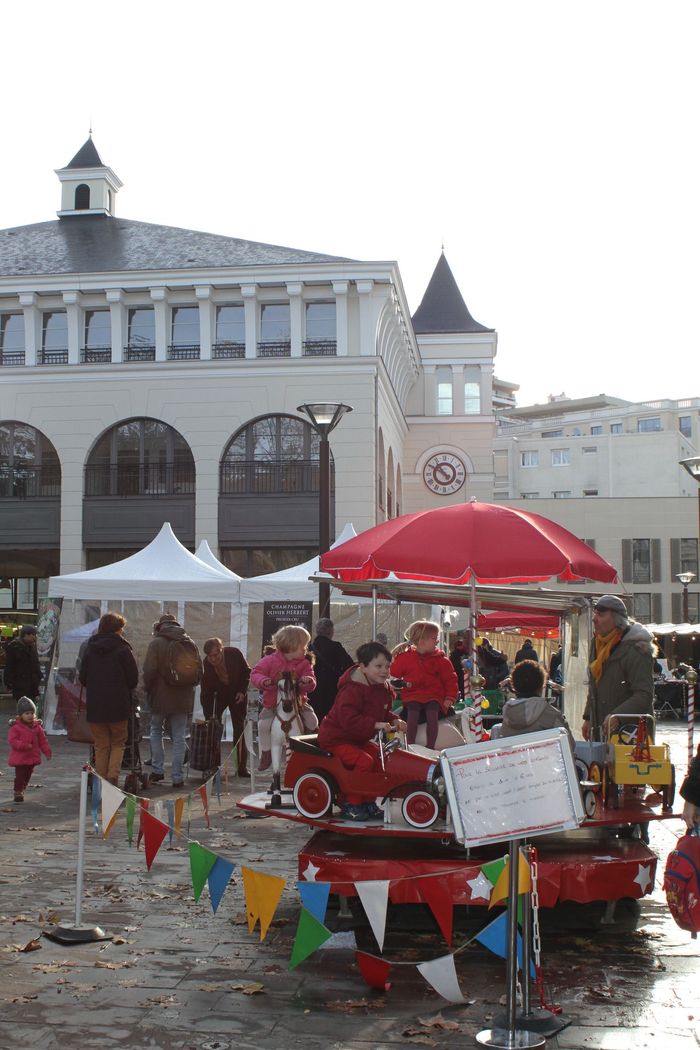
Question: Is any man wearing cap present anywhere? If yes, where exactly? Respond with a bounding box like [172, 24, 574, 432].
[582, 595, 655, 740]
[4, 625, 41, 702]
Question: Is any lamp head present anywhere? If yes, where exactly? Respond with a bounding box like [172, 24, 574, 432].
[677, 572, 696, 586]
[297, 403, 353, 436]
[680, 456, 700, 483]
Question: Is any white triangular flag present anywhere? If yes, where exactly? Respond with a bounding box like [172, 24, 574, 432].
[355, 880, 390, 953]
[100, 780, 125, 835]
[153, 800, 164, 824]
[417, 954, 465, 1003]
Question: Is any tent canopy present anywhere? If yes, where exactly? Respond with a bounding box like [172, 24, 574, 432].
[49, 523, 239, 601]
[195, 540, 242, 580]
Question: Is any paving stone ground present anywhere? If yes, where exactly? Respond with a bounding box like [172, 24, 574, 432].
[1, 704, 698, 1050]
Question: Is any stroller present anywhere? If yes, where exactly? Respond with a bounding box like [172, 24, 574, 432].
[122, 702, 149, 794]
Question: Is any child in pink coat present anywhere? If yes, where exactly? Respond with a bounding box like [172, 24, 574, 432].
[250, 625, 318, 770]
[8, 696, 52, 802]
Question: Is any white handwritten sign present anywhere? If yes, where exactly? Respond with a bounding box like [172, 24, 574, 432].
[440, 729, 584, 847]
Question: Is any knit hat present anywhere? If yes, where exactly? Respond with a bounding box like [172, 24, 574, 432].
[593, 595, 629, 618]
[17, 696, 37, 716]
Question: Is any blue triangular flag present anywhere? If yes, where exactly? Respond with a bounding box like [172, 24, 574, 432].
[296, 881, 331, 924]
[166, 799, 175, 846]
[207, 856, 236, 913]
[474, 911, 535, 977]
[91, 775, 102, 834]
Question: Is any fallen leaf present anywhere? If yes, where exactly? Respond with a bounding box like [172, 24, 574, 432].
[196, 983, 227, 992]
[326, 997, 385, 1011]
[230, 982, 265, 995]
[94, 959, 131, 970]
[9, 914, 35, 923]
[140, 994, 178, 1007]
[110, 935, 129, 945]
[229, 913, 248, 926]
[401, 1036, 437, 1046]
[19, 938, 42, 953]
[6, 994, 38, 1004]
[416, 1016, 461, 1031]
[33, 961, 77, 972]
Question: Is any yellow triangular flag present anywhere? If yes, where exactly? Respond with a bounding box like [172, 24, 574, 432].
[241, 866, 285, 940]
[489, 851, 531, 907]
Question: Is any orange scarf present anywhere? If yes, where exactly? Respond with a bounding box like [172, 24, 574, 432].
[589, 628, 623, 683]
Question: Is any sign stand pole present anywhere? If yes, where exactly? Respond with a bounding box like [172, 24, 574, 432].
[476, 839, 544, 1049]
[43, 767, 111, 944]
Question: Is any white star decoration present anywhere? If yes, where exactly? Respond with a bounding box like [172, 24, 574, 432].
[302, 860, 320, 882]
[467, 871, 493, 901]
[633, 864, 653, 894]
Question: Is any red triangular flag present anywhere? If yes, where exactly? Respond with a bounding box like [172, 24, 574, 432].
[419, 876, 454, 946]
[356, 950, 391, 992]
[137, 798, 150, 850]
[141, 808, 169, 871]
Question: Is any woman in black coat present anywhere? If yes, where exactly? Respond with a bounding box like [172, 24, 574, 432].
[309, 618, 354, 723]
[201, 638, 251, 776]
[79, 612, 139, 786]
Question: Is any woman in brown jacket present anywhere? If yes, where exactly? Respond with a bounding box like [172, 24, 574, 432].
[201, 638, 251, 776]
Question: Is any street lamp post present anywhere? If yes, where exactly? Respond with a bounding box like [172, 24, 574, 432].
[680, 455, 700, 621]
[677, 572, 696, 623]
[297, 403, 352, 619]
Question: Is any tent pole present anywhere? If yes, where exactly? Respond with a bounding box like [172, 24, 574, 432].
[372, 586, 378, 639]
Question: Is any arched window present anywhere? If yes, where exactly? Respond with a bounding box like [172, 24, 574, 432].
[0, 421, 60, 498]
[74, 184, 91, 210]
[85, 418, 195, 497]
[220, 414, 328, 494]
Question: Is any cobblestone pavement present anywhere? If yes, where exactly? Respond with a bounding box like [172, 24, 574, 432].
[1, 709, 698, 1050]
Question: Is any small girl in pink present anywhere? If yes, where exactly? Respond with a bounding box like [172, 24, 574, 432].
[250, 625, 318, 771]
[8, 696, 52, 802]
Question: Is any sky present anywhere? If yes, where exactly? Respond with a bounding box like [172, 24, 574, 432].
[1, 1, 698, 408]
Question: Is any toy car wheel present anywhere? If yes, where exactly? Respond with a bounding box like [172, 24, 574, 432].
[574, 757, 589, 782]
[293, 772, 334, 819]
[663, 768, 676, 812]
[401, 790, 439, 829]
[588, 762, 602, 785]
[583, 789, 597, 818]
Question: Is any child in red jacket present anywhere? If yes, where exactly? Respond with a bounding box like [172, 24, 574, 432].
[318, 641, 406, 821]
[8, 696, 52, 802]
[390, 620, 458, 750]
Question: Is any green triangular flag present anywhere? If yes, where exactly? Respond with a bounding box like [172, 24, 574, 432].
[288, 907, 332, 970]
[189, 842, 218, 901]
[481, 856, 507, 886]
[125, 795, 136, 846]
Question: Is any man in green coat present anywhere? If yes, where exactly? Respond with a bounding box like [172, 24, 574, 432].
[582, 595, 654, 741]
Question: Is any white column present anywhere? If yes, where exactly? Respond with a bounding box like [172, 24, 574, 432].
[150, 288, 168, 361]
[58, 454, 85, 573]
[19, 293, 39, 367]
[424, 365, 437, 415]
[356, 279, 375, 355]
[63, 291, 81, 365]
[452, 363, 464, 415]
[287, 283, 303, 357]
[241, 284, 258, 359]
[194, 450, 219, 551]
[333, 281, 348, 356]
[195, 285, 213, 360]
[106, 288, 125, 363]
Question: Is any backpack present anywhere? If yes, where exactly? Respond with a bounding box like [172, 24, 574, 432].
[163, 639, 201, 688]
[664, 827, 700, 934]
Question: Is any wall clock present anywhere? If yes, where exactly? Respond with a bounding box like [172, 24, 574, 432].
[423, 453, 466, 495]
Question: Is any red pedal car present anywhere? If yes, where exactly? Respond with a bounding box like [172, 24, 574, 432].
[283, 732, 445, 829]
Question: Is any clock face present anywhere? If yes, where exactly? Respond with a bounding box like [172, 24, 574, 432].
[423, 453, 466, 495]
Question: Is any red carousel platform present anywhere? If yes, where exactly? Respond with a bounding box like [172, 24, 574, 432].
[238, 791, 676, 906]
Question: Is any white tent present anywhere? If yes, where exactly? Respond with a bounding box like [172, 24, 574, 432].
[238, 522, 357, 603]
[195, 540, 242, 581]
[49, 523, 239, 601]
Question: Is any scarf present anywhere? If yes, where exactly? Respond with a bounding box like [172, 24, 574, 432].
[589, 628, 623, 683]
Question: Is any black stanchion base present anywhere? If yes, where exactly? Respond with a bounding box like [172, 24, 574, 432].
[43, 924, 112, 945]
[476, 1028, 545, 1049]
[492, 1008, 571, 1037]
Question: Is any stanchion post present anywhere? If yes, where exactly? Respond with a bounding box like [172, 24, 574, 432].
[685, 667, 697, 769]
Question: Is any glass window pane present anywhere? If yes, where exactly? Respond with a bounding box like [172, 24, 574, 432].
[632, 539, 651, 584]
[171, 306, 199, 345]
[638, 417, 661, 432]
[128, 308, 155, 346]
[680, 538, 698, 575]
[13, 424, 37, 463]
[633, 593, 651, 622]
[42, 311, 68, 349]
[1, 314, 24, 350]
[84, 310, 111, 348]
[306, 302, 336, 340]
[464, 382, 480, 414]
[260, 304, 290, 341]
[216, 305, 245, 343]
[679, 415, 692, 438]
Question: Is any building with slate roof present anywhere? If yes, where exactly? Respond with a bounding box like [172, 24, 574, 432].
[0, 139, 498, 602]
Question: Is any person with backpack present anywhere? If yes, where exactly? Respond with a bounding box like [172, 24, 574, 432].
[143, 614, 203, 787]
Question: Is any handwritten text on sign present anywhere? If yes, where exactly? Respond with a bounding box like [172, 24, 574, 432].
[446, 736, 580, 846]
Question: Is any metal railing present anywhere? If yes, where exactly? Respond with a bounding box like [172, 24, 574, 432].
[0, 465, 61, 498]
[303, 340, 337, 356]
[81, 347, 112, 363]
[220, 459, 334, 495]
[39, 349, 69, 365]
[0, 350, 25, 366]
[257, 341, 291, 358]
[124, 345, 156, 362]
[84, 463, 196, 497]
[167, 344, 200, 360]
[212, 342, 245, 359]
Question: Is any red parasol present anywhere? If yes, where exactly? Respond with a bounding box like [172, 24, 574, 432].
[321, 500, 618, 585]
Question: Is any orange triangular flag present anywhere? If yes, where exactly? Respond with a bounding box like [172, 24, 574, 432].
[141, 808, 169, 871]
[174, 797, 185, 835]
[489, 851, 531, 907]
